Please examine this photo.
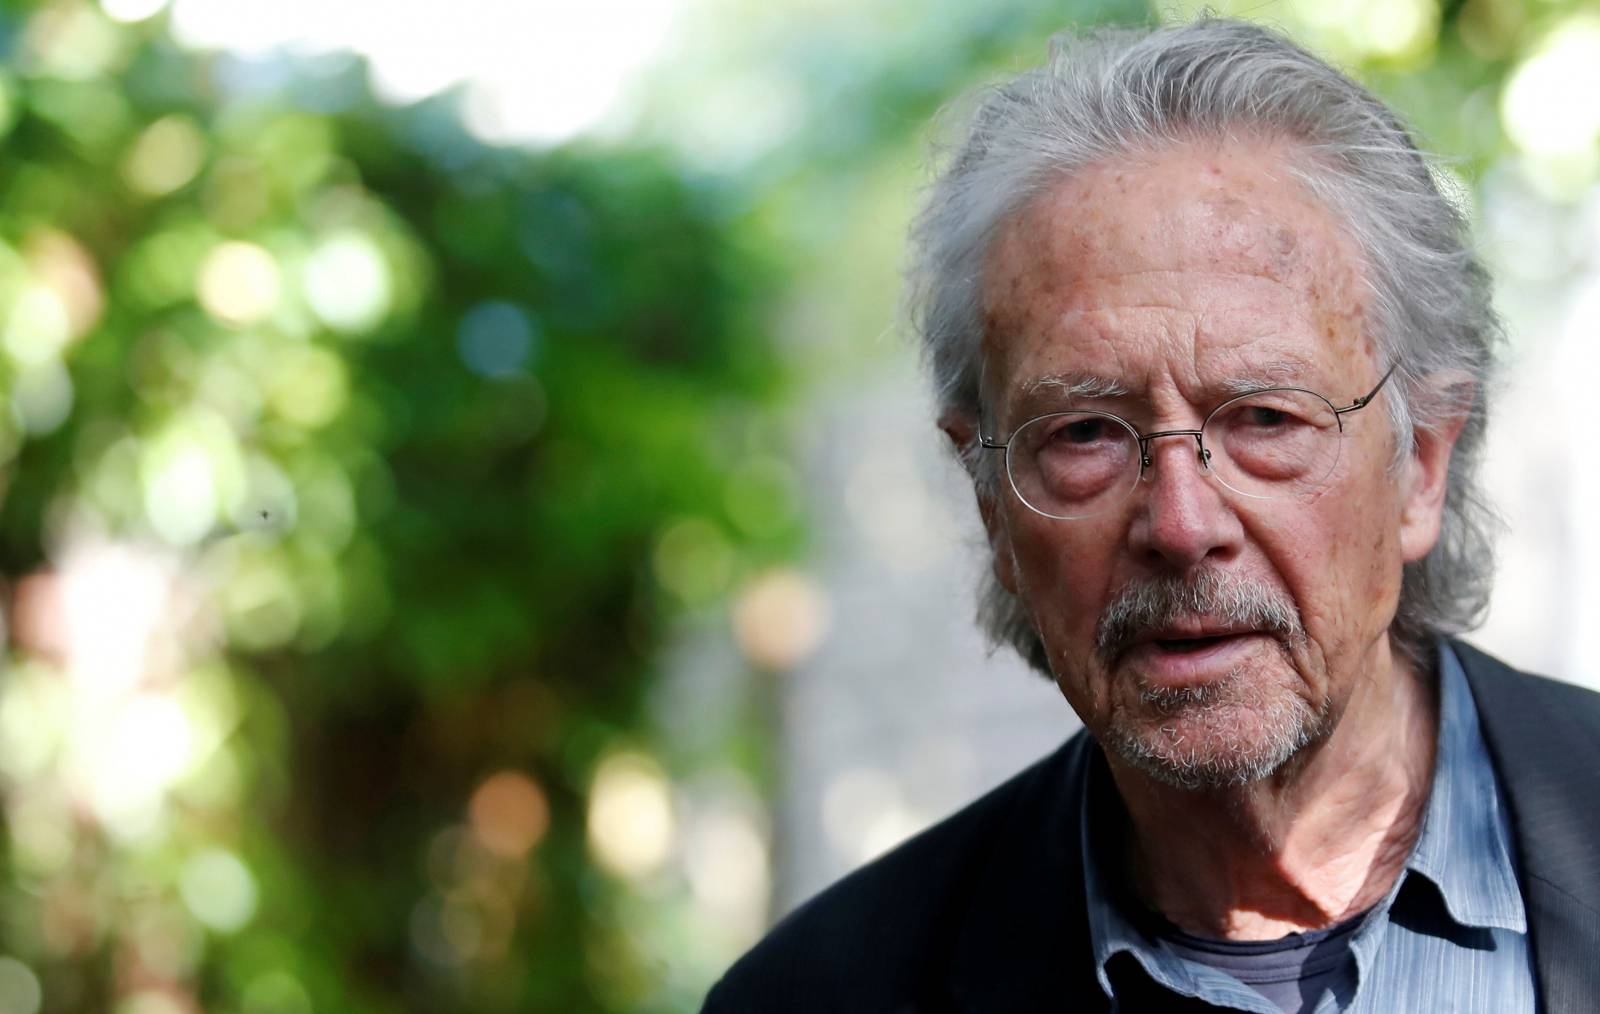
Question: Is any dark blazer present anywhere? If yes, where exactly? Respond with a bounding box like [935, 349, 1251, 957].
[702, 641, 1600, 1012]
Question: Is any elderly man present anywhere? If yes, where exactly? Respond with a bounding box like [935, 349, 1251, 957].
[705, 17, 1600, 1013]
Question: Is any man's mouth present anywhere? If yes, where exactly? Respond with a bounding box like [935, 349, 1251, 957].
[1119, 628, 1270, 687]
[1151, 634, 1238, 653]
[1092, 569, 1306, 669]
[1135, 623, 1257, 653]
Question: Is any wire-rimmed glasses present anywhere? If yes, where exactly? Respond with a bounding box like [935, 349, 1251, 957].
[979, 362, 1401, 521]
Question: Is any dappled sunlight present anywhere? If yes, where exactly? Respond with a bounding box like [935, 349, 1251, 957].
[587, 751, 676, 880]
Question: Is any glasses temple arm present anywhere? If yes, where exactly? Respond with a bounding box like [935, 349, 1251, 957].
[1333, 359, 1402, 415]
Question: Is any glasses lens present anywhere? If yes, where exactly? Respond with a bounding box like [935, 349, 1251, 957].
[1203, 389, 1341, 499]
[1009, 412, 1140, 519]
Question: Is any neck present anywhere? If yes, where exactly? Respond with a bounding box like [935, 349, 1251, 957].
[1109, 639, 1438, 940]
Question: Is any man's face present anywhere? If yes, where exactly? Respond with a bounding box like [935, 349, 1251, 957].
[973, 140, 1444, 789]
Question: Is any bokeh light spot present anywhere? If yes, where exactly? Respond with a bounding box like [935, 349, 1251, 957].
[142, 428, 220, 546]
[303, 231, 391, 332]
[587, 751, 674, 879]
[197, 241, 281, 326]
[456, 300, 536, 378]
[123, 115, 205, 196]
[221, 550, 302, 651]
[1357, 0, 1436, 59]
[85, 693, 194, 837]
[233, 454, 297, 533]
[682, 803, 769, 938]
[26, 4, 122, 80]
[58, 541, 175, 693]
[409, 894, 487, 967]
[101, 0, 170, 24]
[652, 518, 734, 604]
[732, 569, 830, 671]
[468, 769, 550, 859]
[267, 344, 348, 430]
[1502, 15, 1600, 157]
[124, 225, 212, 309]
[0, 958, 43, 1014]
[179, 848, 257, 932]
[241, 971, 312, 1014]
[11, 361, 74, 435]
[3, 284, 72, 366]
[29, 230, 104, 338]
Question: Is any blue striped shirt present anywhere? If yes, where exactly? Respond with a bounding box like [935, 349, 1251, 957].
[1082, 643, 1537, 1012]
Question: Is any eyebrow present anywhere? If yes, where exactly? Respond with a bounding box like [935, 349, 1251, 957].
[994, 372, 1130, 431]
[1215, 356, 1320, 395]
[1005, 355, 1321, 416]
[1014, 372, 1130, 406]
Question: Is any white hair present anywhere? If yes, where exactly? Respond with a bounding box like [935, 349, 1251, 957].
[904, 17, 1501, 673]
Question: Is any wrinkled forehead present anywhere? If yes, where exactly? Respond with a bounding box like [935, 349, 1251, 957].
[978, 139, 1372, 407]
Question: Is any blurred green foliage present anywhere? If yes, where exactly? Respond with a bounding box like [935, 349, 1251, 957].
[0, 0, 1587, 1010]
[0, 2, 797, 1011]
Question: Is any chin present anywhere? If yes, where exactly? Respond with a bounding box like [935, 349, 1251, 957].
[1102, 666, 1334, 791]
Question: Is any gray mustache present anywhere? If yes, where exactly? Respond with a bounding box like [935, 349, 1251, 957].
[1094, 569, 1306, 662]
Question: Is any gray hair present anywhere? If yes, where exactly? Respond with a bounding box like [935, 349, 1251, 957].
[904, 17, 1501, 674]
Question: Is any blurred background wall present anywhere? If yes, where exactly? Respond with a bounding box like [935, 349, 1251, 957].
[0, 0, 1592, 1011]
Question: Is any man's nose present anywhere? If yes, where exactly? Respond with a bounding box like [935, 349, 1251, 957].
[1125, 434, 1245, 570]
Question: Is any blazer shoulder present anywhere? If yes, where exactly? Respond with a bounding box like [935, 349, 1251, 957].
[1452, 638, 1600, 715]
[702, 733, 1089, 1013]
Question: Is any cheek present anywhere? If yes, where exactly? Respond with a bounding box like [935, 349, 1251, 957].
[1284, 481, 1406, 652]
[1003, 511, 1120, 655]
[999, 508, 1133, 724]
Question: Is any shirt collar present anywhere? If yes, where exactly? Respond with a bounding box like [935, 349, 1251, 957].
[1403, 641, 1526, 932]
[1080, 640, 1527, 1002]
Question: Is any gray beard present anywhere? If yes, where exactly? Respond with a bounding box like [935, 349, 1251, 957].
[1091, 569, 1331, 791]
[1104, 664, 1333, 790]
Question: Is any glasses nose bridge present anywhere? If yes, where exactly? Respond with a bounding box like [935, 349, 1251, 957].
[1136, 427, 1212, 475]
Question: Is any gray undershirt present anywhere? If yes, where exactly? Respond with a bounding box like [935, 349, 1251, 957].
[1152, 908, 1366, 1013]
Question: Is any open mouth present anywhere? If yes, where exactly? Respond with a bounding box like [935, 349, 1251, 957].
[1123, 630, 1265, 686]
[1152, 634, 1239, 653]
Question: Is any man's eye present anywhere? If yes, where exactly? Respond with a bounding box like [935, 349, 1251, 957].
[1058, 418, 1108, 443]
[1245, 406, 1291, 427]
[1043, 416, 1122, 446]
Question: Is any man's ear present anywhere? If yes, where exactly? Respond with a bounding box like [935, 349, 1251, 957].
[940, 409, 1020, 595]
[1399, 374, 1473, 564]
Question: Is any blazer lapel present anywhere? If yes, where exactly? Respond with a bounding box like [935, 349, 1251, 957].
[1455, 639, 1600, 1011]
